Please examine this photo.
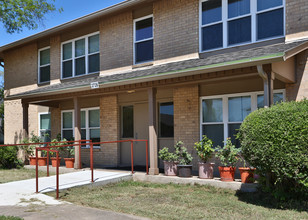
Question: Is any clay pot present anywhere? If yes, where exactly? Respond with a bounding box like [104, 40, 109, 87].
[239, 167, 256, 183]
[218, 166, 236, 182]
[178, 165, 192, 178]
[198, 162, 215, 179]
[64, 158, 75, 168]
[51, 157, 62, 167]
[163, 161, 178, 176]
[37, 157, 47, 166]
[29, 156, 37, 166]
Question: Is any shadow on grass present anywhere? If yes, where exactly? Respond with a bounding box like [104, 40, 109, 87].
[235, 188, 308, 212]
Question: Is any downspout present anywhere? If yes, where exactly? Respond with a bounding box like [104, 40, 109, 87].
[257, 65, 273, 108]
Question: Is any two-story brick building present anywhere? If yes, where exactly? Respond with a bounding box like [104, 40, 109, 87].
[0, 0, 307, 174]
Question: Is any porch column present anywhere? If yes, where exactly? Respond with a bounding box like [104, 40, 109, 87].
[73, 97, 81, 169]
[22, 102, 29, 139]
[148, 88, 159, 175]
[257, 65, 274, 107]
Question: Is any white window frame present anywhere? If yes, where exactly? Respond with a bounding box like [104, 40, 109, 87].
[38, 112, 51, 140]
[133, 14, 154, 65]
[199, 0, 285, 52]
[61, 31, 100, 79]
[38, 46, 51, 84]
[61, 108, 100, 148]
[200, 89, 286, 143]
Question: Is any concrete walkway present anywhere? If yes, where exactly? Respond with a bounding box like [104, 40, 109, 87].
[0, 170, 132, 206]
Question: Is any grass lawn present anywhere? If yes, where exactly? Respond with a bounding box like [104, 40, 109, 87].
[0, 168, 51, 184]
[0, 216, 22, 220]
[47, 181, 308, 220]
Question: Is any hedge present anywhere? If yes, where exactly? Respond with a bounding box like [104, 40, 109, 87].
[0, 146, 23, 169]
[237, 100, 308, 198]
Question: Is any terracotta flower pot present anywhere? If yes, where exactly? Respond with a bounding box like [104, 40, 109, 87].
[64, 158, 75, 168]
[218, 166, 236, 182]
[239, 167, 256, 183]
[163, 161, 178, 176]
[178, 165, 192, 178]
[29, 156, 37, 165]
[37, 157, 47, 166]
[199, 162, 215, 179]
[51, 157, 62, 167]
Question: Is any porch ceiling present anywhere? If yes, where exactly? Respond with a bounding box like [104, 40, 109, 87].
[6, 38, 308, 102]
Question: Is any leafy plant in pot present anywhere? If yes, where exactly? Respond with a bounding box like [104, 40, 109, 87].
[49, 137, 67, 167]
[194, 135, 215, 179]
[159, 147, 179, 176]
[238, 154, 256, 183]
[23, 132, 46, 166]
[215, 138, 240, 182]
[64, 146, 75, 168]
[175, 141, 193, 178]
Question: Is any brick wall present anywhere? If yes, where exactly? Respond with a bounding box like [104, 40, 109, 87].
[100, 12, 133, 71]
[153, 0, 199, 61]
[50, 35, 61, 82]
[286, 49, 308, 101]
[286, 0, 308, 40]
[173, 84, 200, 170]
[50, 107, 61, 139]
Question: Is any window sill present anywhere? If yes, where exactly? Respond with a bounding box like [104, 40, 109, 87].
[37, 81, 50, 87]
[133, 61, 153, 69]
[61, 72, 99, 82]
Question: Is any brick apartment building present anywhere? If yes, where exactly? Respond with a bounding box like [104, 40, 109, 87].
[0, 0, 307, 174]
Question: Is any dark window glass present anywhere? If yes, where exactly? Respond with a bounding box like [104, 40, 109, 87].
[228, 16, 251, 45]
[75, 57, 86, 76]
[159, 102, 174, 138]
[135, 40, 153, 63]
[202, 0, 222, 25]
[63, 43, 72, 60]
[88, 54, 100, 73]
[40, 49, 50, 66]
[81, 129, 86, 140]
[40, 130, 51, 143]
[122, 106, 134, 138]
[202, 23, 223, 51]
[228, 123, 241, 148]
[136, 17, 153, 41]
[90, 129, 100, 143]
[257, 0, 283, 11]
[63, 130, 74, 141]
[202, 124, 224, 148]
[40, 66, 50, 83]
[228, 0, 250, 18]
[257, 9, 284, 40]
[63, 60, 73, 78]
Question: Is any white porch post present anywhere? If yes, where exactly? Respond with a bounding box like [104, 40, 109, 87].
[73, 97, 81, 169]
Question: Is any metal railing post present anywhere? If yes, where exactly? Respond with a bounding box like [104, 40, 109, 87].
[131, 140, 134, 174]
[46, 143, 50, 177]
[36, 148, 39, 193]
[90, 142, 94, 183]
[79, 140, 82, 169]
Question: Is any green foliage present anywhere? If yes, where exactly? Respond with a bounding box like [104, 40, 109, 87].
[0, 0, 62, 34]
[158, 147, 178, 162]
[21, 131, 41, 156]
[237, 100, 308, 198]
[175, 141, 193, 165]
[194, 135, 215, 163]
[49, 137, 67, 157]
[0, 146, 23, 169]
[215, 138, 240, 167]
[66, 146, 75, 158]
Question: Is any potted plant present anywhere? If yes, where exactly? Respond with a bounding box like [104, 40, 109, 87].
[64, 146, 75, 168]
[159, 147, 179, 176]
[23, 132, 45, 166]
[215, 138, 240, 182]
[175, 141, 193, 178]
[194, 135, 215, 179]
[49, 138, 67, 167]
[238, 154, 256, 183]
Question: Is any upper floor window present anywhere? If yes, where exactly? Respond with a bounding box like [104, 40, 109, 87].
[200, 0, 284, 52]
[38, 47, 50, 84]
[134, 15, 153, 64]
[62, 32, 100, 79]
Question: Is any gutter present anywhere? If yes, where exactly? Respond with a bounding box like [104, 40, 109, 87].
[5, 52, 284, 100]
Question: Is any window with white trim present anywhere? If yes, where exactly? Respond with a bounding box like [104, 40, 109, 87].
[39, 113, 51, 142]
[201, 91, 285, 147]
[61, 108, 100, 144]
[38, 47, 50, 83]
[134, 15, 153, 64]
[62, 33, 100, 79]
[200, 0, 284, 52]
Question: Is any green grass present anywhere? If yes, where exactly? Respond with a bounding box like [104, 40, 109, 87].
[0, 168, 52, 184]
[47, 181, 308, 220]
[0, 216, 23, 220]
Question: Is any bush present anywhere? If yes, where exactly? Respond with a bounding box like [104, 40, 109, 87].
[215, 138, 240, 167]
[175, 141, 193, 165]
[237, 100, 308, 198]
[0, 146, 23, 169]
[158, 147, 178, 162]
[194, 135, 215, 163]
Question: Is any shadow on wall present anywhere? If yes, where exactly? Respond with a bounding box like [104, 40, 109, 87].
[14, 131, 23, 144]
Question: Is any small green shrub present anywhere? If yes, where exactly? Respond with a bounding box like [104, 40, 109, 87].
[194, 135, 215, 163]
[0, 146, 23, 169]
[158, 147, 178, 162]
[215, 138, 240, 167]
[237, 100, 308, 198]
[175, 141, 193, 165]
[49, 138, 68, 157]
